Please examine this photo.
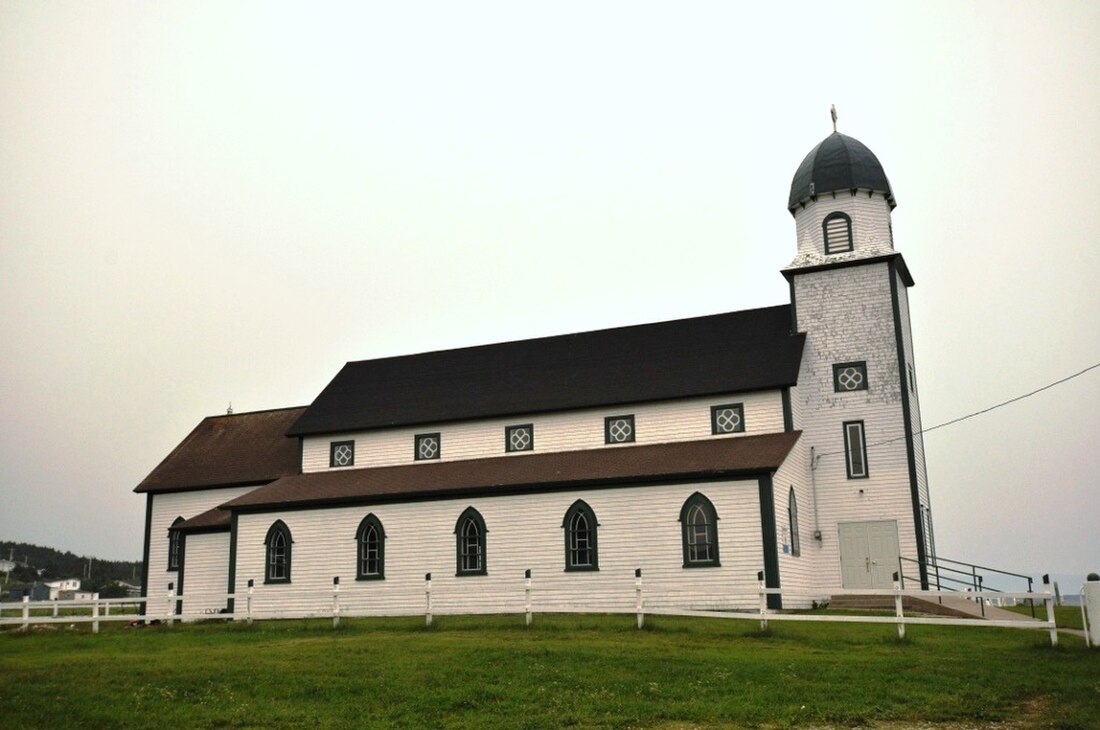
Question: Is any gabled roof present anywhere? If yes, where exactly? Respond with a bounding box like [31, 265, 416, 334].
[287, 305, 804, 437]
[134, 407, 306, 494]
[223, 432, 802, 511]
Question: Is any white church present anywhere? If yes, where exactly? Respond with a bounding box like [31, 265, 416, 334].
[135, 128, 934, 617]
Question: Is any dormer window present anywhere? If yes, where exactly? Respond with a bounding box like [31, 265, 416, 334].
[822, 212, 853, 254]
[330, 440, 355, 468]
[415, 433, 441, 461]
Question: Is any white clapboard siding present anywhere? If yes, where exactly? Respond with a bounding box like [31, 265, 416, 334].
[772, 436, 816, 607]
[234, 480, 766, 617]
[147, 486, 255, 600]
[791, 261, 920, 588]
[180, 532, 231, 617]
[302, 391, 786, 473]
[793, 193, 895, 262]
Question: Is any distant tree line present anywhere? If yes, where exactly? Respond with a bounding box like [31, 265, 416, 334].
[1, 541, 142, 596]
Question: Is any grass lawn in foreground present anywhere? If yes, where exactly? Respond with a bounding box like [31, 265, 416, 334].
[2, 613, 1098, 729]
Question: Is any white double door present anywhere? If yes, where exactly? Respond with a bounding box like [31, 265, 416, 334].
[838, 520, 900, 589]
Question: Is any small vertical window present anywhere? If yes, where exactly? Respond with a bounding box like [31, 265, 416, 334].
[455, 507, 487, 576]
[710, 403, 745, 434]
[264, 520, 292, 584]
[355, 514, 385, 580]
[908, 364, 916, 394]
[330, 440, 355, 467]
[415, 433, 441, 461]
[604, 415, 635, 444]
[843, 421, 869, 479]
[167, 517, 184, 571]
[833, 362, 868, 392]
[823, 212, 853, 254]
[505, 424, 534, 453]
[679, 493, 720, 567]
[788, 487, 801, 557]
[563, 500, 599, 571]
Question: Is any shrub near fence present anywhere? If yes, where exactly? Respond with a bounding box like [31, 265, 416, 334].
[0, 570, 1066, 646]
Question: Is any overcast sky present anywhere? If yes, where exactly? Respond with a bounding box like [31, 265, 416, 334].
[2, 2, 1098, 583]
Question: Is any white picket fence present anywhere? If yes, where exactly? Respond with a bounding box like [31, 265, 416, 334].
[0, 571, 1064, 646]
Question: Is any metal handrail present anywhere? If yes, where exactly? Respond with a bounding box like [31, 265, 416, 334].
[898, 555, 1036, 618]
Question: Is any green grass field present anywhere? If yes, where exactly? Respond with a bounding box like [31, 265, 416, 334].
[2, 613, 1097, 729]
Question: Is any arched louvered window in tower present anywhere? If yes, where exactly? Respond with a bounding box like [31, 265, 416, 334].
[822, 211, 853, 254]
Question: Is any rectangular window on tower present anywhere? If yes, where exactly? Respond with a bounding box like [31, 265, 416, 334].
[843, 421, 869, 479]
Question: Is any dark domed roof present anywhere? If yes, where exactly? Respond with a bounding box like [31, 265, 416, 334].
[788, 132, 895, 213]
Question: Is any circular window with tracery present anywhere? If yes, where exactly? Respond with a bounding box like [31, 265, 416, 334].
[713, 406, 744, 434]
[416, 434, 440, 460]
[606, 417, 634, 444]
[835, 363, 867, 392]
[507, 425, 533, 452]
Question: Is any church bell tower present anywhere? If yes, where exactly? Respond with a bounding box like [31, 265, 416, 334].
[783, 124, 933, 590]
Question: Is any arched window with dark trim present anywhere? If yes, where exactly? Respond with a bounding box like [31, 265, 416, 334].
[264, 520, 292, 584]
[788, 487, 801, 557]
[355, 514, 385, 580]
[167, 517, 184, 570]
[822, 211, 853, 254]
[455, 507, 487, 576]
[563, 500, 599, 571]
[679, 493, 720, 567]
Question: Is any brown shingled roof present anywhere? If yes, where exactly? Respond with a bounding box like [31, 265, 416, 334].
[223, 431, 801, 511]
[135, 407, 306, 494]
[173, 507, 232, 533]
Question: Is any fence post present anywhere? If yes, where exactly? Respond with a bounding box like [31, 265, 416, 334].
[425, 573, 433, 627]
[247, 579, 254, 626]
[893, 572, 905, 640]
[92, 593, 100, 635]
[1043, 574, 1058, 647]
[524, 569, 532, 627]
[105, 600, 111, 617]
[332, 576, 341, 629]
[53, 599, 59, 618]
[21, 595, 29, 632]
[977, 575, 986, 617]
[167, 583, 175, 627]
[758, 570, 768, 630]
[635, 569, 644, 629]
[1028, 576, 1035, 618]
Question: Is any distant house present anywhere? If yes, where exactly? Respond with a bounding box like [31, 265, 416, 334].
[0, 559, 15, 573]
[44, 579, 81, 601]
[9, 583, 51, 601]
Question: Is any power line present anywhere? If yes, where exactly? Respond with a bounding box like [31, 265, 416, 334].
[815, 360, 1100, 461]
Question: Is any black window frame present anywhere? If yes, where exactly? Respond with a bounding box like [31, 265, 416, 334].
[788, 487, 801, 557]
[562, 500, 599, 572]
[710, 403, 746, 435]
[604, 414, 636, 444]
[843, 420, 869, 479]
[454, 507, 487, 576]
[415, 432, 441, 461]
[679, 493, 721, 568]
[355, 513, 385, 581]
[505, 424, 534, 453]
[330, 440, 355, 468]
[264, 520, 293, 584]
[167, 516, 184, 571]
[823, 211, 853, 254]
[833, 361, 869, 392]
